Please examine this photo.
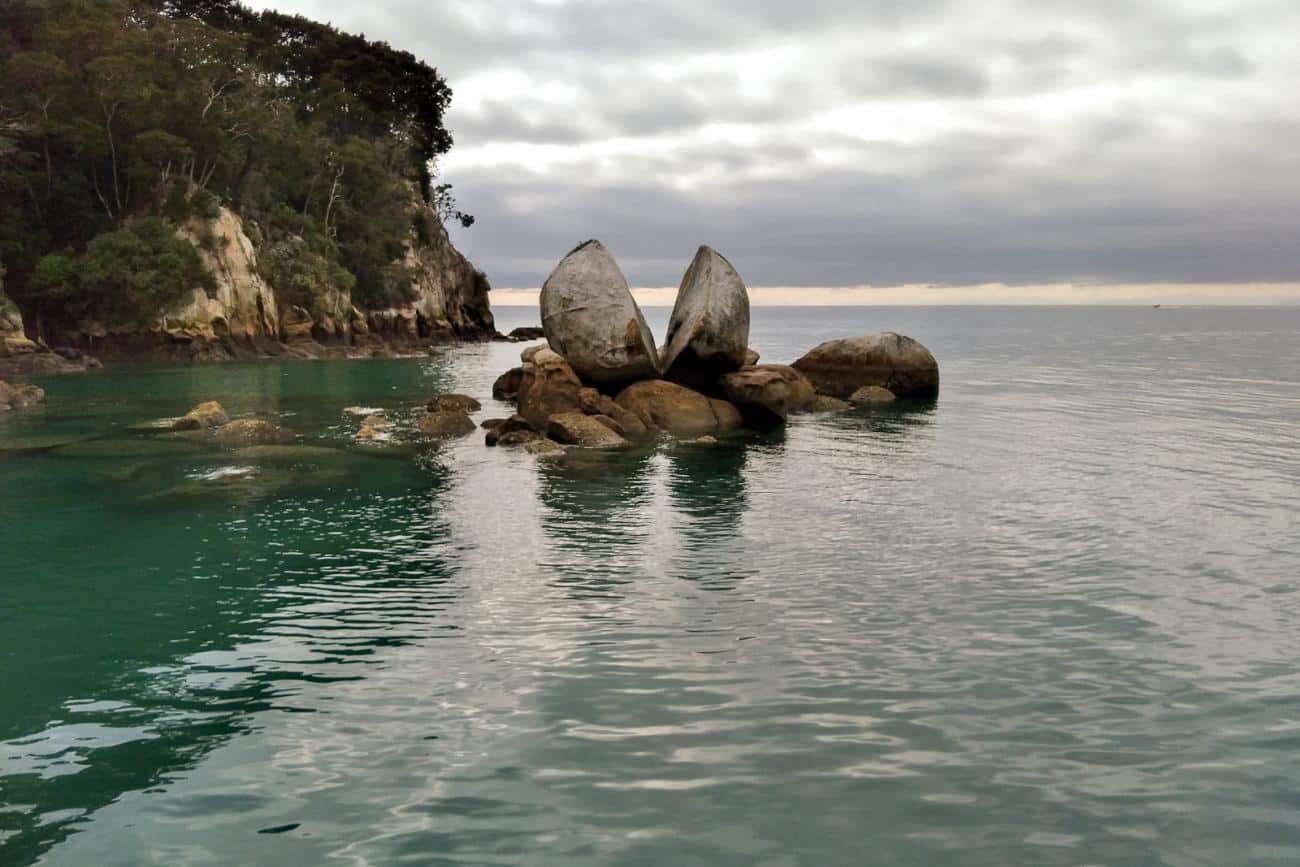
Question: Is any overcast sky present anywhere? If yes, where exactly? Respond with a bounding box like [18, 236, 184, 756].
[252, 0, 1300, 300]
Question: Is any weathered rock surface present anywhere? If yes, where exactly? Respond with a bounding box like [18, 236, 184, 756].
[417, 409, 476, 439]
[614, 380, 744, 437]
[792, 333, 939, 398]
[578, 387, 650, 441]
[805, 394, 852, 413]
[719, 364, 816, 420]
[539, 240, 659, 385]
[547, 412, 629, 448]
[215, 418, 293, 448]
[0, 380, 45, 410]
[848, 385, 897, 404]
[516, 348, 585, 430]
[496, 429, 542, 447]
[485, 415, 537, 446]
[661, 246, 750, 378]
[743, 348, 760, 367]
[524, 438, 564, 456]
[173, 401, 229, 430]
[427, 393, 481, 413]
[492, 367, 524, 401]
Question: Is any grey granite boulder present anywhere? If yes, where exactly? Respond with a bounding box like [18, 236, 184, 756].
[660, 246, 750, 379]
[719, 364, 816, 420]
[792, 333, 939, 399]
[539, 240, 659, 385]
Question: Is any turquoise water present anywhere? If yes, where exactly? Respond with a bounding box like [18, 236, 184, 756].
[2, 306, 1299, 866]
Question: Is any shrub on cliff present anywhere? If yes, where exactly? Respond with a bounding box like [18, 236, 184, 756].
[31, 219, 214, 327]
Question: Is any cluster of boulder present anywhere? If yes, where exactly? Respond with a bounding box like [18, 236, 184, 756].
[170, 400, 296, 447]
[480, 239, 939, 451]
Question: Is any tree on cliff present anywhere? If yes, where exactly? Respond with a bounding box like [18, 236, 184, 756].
[0, 0, 472, 329]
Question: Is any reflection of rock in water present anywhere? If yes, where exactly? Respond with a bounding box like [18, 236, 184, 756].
[824, 396, 937, 444]
[534, 448, 656, 597]
[663, 439, 754, 588]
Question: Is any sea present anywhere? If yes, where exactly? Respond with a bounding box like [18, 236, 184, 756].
[1, 305, 1298, 866]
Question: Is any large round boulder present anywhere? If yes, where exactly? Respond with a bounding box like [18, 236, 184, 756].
[539, 240, 660, 385]
[792, 333, 939, 399]
[215, 418, 293, 448]
[719, 364, 815, 421]
[418, 409, 477, 439]
[660, 245, 750, 379]
[173, 400, 229, 430]
[614, 380, 743, 437]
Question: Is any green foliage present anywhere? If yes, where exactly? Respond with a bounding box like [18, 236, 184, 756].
[31, 219, 213, 326]
[260, 237, 355, 312]
[0, 0, 470, 328]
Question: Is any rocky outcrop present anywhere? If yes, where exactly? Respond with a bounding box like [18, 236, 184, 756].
[792, 333, 940, 399]
[516, 347, 585, 430]
[539, 240, 659, 385]
[418, 408, 476, 439]
[14, 199, 494, 366]
[614, 380, 743, 437]
[493, 367, 524, 401]
[719, 364, 816, 421]
[0, 293, 87, 376]
[661, 245, 750, 379]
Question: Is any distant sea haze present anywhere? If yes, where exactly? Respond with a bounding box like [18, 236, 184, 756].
[490, 282, 1300, 306]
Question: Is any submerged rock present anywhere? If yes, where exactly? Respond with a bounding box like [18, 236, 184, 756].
[426, 393, 481, 413]
[0, 380, 45, 411]
[546, 412, 629, 448]
[232, 444, 350, 462]
[354, 414, 392, 442]
[485, 415, 537, 446]
[719, 364, 816, 421]
[524, 438, 565, 457]
[215, 418, 293, 448]
[848, 385, 897, 405]
[614, 380, 743, 437]
[660, 245, 751, 379]
[417, 409, 477, 440]
[805, 394, 852, 413]
[539, 240, 659, 385]
[173, 401, 229, 430]
[792, 333, 939, 399]
[52, 438, 207, 458]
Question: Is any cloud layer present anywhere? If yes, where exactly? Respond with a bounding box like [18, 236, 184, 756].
[254, 0, 1300, 293]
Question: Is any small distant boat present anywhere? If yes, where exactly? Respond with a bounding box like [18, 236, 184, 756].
[1153, 304, 1161, 309]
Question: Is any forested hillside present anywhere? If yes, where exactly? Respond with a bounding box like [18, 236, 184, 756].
[0, 0, 489, 355]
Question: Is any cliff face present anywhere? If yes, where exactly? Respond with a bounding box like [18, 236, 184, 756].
[43, 202, 495, 363]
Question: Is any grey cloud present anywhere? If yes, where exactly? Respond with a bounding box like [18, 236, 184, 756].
[254, 0, 1300, 289]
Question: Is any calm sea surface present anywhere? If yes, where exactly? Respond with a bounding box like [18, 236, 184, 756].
[2, 306, 1298, 866]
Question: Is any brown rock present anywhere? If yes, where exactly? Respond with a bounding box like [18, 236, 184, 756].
[496, 429, 542, 447]
[481, 417, 508, 430]
[743, 348, 760, 366]
[578, 387, 650, 441]
[792, 333, 939, 398]
[173, 400, 229, 430]
[215, 418, 292, 447]
[546, 412, 630, 448]
[516, 348, 584, 430]
[805, 394, 852, 413]
[484, 415, 536, 446]
[719, 364, 816, 420]
[0, 380, 45, 410]
[614, 380, 744, 437]
[354, 415, 391, 442]
[417, 409, 476, 439]
[848, 385, 897, 404]
[427, 393, 482, 413]
[281, 305, 315, 342]
[492, 367, 524, 401]
[524, 438, 565, 456]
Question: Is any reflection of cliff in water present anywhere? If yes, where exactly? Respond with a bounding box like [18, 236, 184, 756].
[0, 471, 467, 864]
